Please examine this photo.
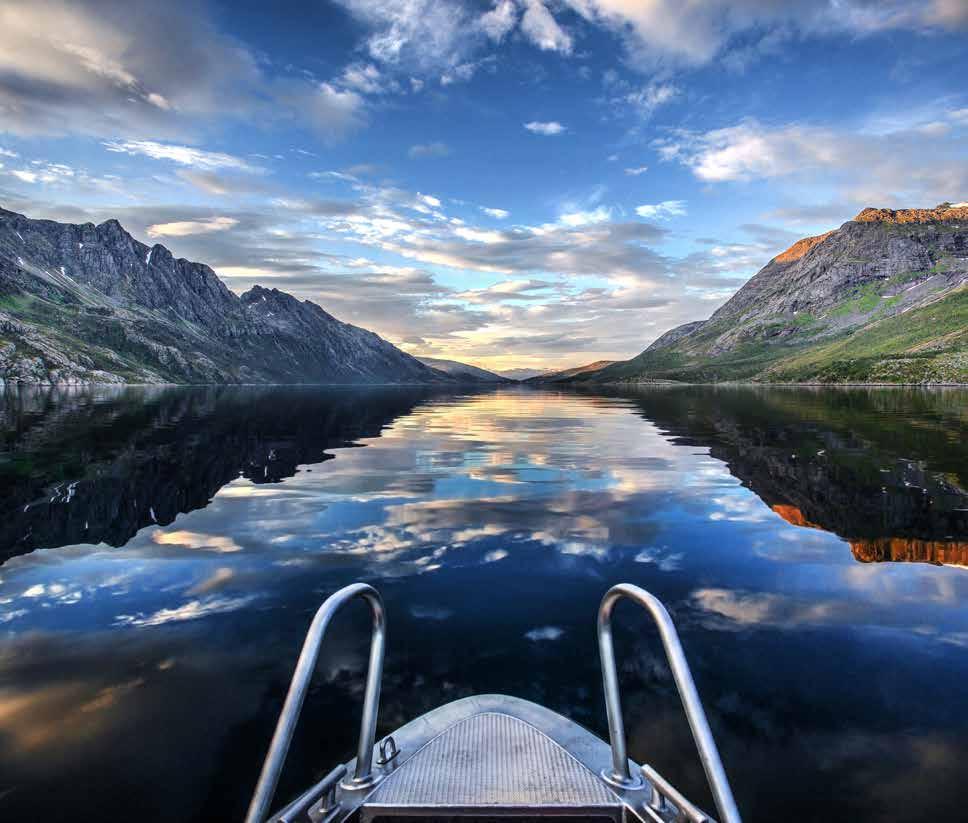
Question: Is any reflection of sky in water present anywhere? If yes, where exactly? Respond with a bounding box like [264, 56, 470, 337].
[1, 388, 968, 822]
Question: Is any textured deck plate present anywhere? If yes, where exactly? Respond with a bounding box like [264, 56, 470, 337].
[361, 712, 621, 817]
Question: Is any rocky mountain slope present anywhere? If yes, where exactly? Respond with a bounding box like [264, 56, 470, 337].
[571, 205, 968, 384]
[416, 356, 510, 382]
[0, 207, 448, 385]
[526, 359, 617, 383]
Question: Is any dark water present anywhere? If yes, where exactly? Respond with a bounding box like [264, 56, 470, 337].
[1, 385, 967, 823]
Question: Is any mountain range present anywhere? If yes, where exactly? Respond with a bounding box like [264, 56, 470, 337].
[549, 205, 968, 385]
[0, 207, 455, 385]
[2, 204, 967, 385]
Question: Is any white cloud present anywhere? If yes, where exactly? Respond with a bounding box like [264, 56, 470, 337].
[335, 0, 473, 71]
[103, 140, 257, 172]
[440, 59, 489, 86]
[339, 63, 387, 95]
[520, 0, 573, 53]
[655, 115, 968, 205]
[635, 200, 687, 219]
[298, 82, 367, 138]
[525, 625, 564, 641]
[115, 596, 254, 627]
[625, 81, 678, 116]
[7, 162, 77, 185]
[661, 122, 826, 182]
[563, 0, 968, 69]
[23, 584, 47, 598]
[151, 529, 242, 552]
[455, 226, 504, 243]
[524, 120, 565, 135]
[624, 166, 648, 176]
[0, 148, 19, 158]
[418, 193, 442, 208]
[560, 206, 611, 226]
[479, 0, 518, 42]
[146, 216, 240, 237]
[482, 206, 510, 218]
[691, 588, 845, 629]
[409, 141, 451, 158]
[0, 0, 266, 137]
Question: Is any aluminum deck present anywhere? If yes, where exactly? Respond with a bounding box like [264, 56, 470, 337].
[361, 712, 621, 820]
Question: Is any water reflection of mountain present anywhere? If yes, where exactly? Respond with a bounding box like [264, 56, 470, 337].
[0, 385, 449, 561]
[609, 386, 968, 565]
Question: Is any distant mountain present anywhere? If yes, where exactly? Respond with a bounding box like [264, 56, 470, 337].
[526, 360, 618, 383]
[571, 205, 968, 385]
[495, 367, 549, 380]
[416, 357, 510, 382]
[0, 207, 448, 385]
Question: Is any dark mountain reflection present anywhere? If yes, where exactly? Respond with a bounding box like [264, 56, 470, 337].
[1, 385, 446, 559]
[1, 385, 967, 823]
[593, 385, 968, 565]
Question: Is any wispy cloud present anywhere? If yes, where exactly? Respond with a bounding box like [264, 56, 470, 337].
[635, 200, 687, 219]
[147, 216, 239, 238]
[103, 140, 258, 172]
[520, 0, 573, 54]
[525, 625, 564, 641]
[409, 141, 451, 158]
[115, 596, 254, 627]
[524, 120, 565, 135]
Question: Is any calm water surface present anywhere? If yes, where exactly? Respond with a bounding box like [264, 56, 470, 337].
[1, 385, 967, 822]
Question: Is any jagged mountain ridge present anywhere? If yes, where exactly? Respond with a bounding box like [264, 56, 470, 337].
[0, 207, 448, 385]
[572, 205, 968, 384]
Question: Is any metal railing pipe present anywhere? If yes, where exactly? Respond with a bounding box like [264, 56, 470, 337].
[245, 583, 385, 823]
[275, 764, 346, 823]
[597, 583, 741, 823]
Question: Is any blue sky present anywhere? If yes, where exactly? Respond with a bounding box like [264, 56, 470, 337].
[1, 0, 967, 370]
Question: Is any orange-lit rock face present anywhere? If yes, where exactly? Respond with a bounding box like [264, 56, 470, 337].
[851, 538, 968, 566]
[772, 506, 968, 567]
[773, 231, 836, 263]
[853, 205, 968, 224]
[771, 504, 825, 530]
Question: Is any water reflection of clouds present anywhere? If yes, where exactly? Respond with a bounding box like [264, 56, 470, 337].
[4, 389, 963, 634]
[3, 388, 968, 823]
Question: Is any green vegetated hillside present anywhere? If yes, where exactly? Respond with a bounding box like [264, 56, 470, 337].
[571, 205, 968, 385]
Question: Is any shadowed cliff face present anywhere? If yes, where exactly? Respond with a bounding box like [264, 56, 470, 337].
[605, 386, 968, 565]
[0, 385, 449, 559]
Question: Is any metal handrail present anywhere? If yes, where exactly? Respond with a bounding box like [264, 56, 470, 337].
[642, 763, 709, 823]
[597, 583, 741, 823]
[274, 764, 346, 823]
[245, 583, 386, 823]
